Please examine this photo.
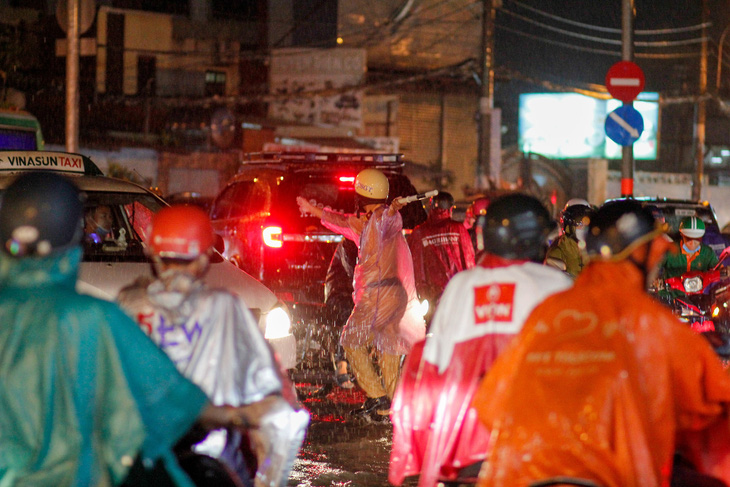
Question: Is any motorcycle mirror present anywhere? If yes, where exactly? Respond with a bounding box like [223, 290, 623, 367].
[716, 246, 730, 269]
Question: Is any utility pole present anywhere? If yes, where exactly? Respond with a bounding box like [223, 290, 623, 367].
[478, 0, 500, 189]
[620, 0, 635, 197]
[692, 0, 708, 201]
[65, 0, 79, 152]
[57, 0, 95, 152]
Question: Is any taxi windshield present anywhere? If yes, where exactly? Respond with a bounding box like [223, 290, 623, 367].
[82, 191, 165, 262]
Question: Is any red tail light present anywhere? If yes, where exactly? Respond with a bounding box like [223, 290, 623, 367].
[263, 225, 283, 248]
[339, 175, 356, 191]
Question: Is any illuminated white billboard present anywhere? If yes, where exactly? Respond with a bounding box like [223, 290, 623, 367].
[518, 92, 659, 160]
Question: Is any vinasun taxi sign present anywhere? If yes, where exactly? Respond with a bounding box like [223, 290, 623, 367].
[0, 151, 87, 174]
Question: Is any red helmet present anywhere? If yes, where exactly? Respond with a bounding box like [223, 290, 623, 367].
[467, 197, 490, 218]
[148, 205, 215, 259]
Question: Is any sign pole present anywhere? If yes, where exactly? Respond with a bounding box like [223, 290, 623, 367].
[620, 0, 635, 197]
[692, 0, 708, 201]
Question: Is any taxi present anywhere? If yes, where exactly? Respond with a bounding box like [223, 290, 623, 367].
[0, 150, 297, 369]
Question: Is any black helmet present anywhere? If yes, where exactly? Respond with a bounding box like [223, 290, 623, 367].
[431, 191, 454, 211]
[584, 200, 661, 261]
[561, 203, 594, 234]
[0, 172, 84, 257]
[480, 193, 555, 262]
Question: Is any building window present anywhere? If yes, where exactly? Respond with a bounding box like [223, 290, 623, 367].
[205, 71, 226, 97]
[211, 0, 263, 21]
[137, 55, 156, 96]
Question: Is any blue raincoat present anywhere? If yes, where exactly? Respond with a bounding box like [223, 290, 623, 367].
[0, 247, 208, 487]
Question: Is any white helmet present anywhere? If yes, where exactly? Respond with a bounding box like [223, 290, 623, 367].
[679, 216, 706, 239]
[355, 169, 389, 200]
[564, 198, 590, 210]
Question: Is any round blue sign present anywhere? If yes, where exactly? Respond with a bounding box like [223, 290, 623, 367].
[605, 105, 644, 146]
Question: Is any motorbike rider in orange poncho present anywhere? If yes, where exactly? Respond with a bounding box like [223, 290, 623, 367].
[389, 194, 573, 487]
[296, 169, 426, 422]
[472, 200, 730, 487]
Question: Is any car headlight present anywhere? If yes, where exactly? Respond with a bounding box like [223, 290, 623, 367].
[683, 276, 703, 293]
[264, 306, 292, 339]
[419, 299, 430, 318]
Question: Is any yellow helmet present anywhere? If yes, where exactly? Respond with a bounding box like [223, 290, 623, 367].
[354, 169, 389, 200]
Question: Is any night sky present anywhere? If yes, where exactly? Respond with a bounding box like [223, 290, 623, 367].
[494, 0, 716, 92]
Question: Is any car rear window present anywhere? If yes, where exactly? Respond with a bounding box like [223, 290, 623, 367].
[280, 176, 356, 232]
[297, 180, 356, 214]
[660, 205, 719, 236]
[212, 181, 269, 220]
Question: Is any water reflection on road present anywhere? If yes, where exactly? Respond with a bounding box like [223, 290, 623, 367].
[289, 382, 419, 487]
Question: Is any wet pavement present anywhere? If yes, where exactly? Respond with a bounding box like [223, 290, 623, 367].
[289, 375, 420, 487]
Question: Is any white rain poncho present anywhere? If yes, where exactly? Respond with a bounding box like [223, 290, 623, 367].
[322, 204, 426, 355]
[118, 272, 309, 487]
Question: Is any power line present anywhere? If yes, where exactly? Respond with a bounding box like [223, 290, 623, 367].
[389, 0, 480, 46]
[498, 7, 707, 47]
[506, 0, 710, 36]
[152, 58, 477, 108]
[335, 0, 479, 49]
[495, 24, 700, 59]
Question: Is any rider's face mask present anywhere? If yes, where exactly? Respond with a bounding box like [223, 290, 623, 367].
[682, 237, 701, 254]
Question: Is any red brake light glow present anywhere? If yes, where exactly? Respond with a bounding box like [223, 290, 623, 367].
[263, 226, 283, 248]
[339, 176, 355, 183]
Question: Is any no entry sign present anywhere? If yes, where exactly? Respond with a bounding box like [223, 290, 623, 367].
[605, 61, 645, 102]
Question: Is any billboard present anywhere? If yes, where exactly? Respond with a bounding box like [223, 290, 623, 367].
[518, 92, 659, 160]
[269, 48, 366, 129]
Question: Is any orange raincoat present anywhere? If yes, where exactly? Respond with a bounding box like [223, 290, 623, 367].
[473, 260, 730, 487]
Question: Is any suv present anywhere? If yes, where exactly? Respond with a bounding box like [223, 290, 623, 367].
[606, 197, 729, 257]
[210, 152, 427, 328]
[0, 150, 297, 369]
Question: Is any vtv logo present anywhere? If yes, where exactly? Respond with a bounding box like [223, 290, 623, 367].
[474, 283, 515, 323]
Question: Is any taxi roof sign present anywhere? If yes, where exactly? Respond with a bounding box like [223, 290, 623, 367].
[0, 151, 103, 176]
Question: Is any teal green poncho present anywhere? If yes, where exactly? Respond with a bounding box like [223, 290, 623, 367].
[0, 247, 208, 487]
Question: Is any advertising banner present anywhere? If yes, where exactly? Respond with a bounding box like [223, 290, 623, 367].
[269, 48, 366, 129]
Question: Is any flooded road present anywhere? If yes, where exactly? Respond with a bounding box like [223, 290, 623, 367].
[289, 374, 419, 487]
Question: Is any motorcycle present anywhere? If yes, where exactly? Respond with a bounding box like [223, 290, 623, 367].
[655, 247, 730, 358]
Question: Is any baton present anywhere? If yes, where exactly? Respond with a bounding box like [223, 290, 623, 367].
[395, 190, 439, 205]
